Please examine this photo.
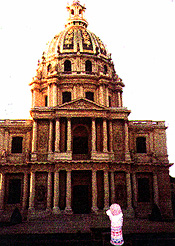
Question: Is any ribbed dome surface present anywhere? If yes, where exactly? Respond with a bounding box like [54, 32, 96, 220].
[45, 25, 108, 59]
[43, 1, 108, 60]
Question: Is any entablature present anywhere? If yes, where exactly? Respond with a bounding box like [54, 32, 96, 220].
[30, 99, 130, 120]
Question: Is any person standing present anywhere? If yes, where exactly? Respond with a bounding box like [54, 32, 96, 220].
[106, 203, 124, 245]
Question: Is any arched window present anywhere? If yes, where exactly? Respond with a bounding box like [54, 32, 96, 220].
[136, 137, 147, 153]
[85, 60, 92, 74]
[104, 65, 107, 75]
[64, 60, 71, 73]
[71, 9, 74, 15]
[47, 64, 52, 73]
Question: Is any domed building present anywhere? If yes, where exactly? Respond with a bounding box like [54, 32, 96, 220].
[0, 1, 173, 223]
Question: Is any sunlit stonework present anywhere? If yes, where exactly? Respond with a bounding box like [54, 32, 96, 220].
[0, 1, 173, 223]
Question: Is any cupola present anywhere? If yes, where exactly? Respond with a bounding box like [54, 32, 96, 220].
[66, 0, 88, 28]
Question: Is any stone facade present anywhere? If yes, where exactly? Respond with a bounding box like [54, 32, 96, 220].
[0, 1, 173, 222]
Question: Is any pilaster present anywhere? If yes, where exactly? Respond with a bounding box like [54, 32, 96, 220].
[126, 172, 134, 218]
[22, 172, 28, 210]
[110, 171, 115, 204]
[124, 121, 131, 162]
[104, 171, 109, 210]
[46, 172, 52, 211]
[0, 173, 5, 211]
[53, 171, 60, 214]
[29, 172, 35, 211]
[65, 170, 72, 213]
[91, 170, 98, 213]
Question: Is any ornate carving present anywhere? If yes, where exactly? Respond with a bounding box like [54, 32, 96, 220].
[96, 36, 106, 55]
[81, 30, 93, 50]
[59, 99, 104, 110]
[64, 30, 74, 49]
[82, 30, 91, 46]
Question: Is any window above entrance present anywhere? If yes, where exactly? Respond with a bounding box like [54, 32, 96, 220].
[85, 91, 94, 101]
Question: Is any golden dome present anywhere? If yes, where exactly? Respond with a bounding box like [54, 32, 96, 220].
[44, 1, 108, 59]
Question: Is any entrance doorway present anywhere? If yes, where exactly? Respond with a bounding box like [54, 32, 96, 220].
[72, 185, 90, 214]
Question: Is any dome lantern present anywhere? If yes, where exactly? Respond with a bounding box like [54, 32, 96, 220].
[66, 1, 88, 28]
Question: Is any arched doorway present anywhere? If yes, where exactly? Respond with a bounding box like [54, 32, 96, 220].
[72, 171, 92, 214]
[73, 125, 89, 159]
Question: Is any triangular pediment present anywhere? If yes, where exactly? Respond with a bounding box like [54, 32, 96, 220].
[57, 98, 107, 110]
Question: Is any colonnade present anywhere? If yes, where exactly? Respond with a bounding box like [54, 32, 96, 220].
[0, 171, 160, 215]
[26, 171, 160, 214]
[31, 118, 131, 162]
[32, 117, 116, 159]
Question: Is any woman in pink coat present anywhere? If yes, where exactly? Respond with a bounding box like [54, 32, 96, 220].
[106, 203, 124, 245]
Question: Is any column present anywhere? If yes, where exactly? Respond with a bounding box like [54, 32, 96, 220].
[99, 85, 104, 105]
[126, 172, 134, 217]
[29, 172, 35, 210]
[103, 119, 108, 152]
[104, 171, 109, 210]
[132, 173, 137, 208]
[22, 172, 28, 210]
[53, 83, 58, 106]
[153, 173, 159, 205]
[32, 89, 37, 107]
[47, 172, 52, 210]
[65, 170, 72, 213]
[32, 120, 37, 153]
[125, 121, 131, 161]
[67, 118, 71, 152]
[109, 121, 113, 152]
[150, 132, 154, 154]
[48, 121, 53, 153]
[72, 86, 76, 100]
[55, 118, 60, 152]
[126, 172, 132, 208]
[117, 91, 121, 107]
[92, 119, 96, 153]
[4, 130, 9, 153]
[120, 92, 123, 107]
[53, 171, 60, 213]
[106, 86, 109, 107]
[110, 171, 115, 204]
[91, 170, 98, 213]
[57, 87, 60, 105]
[31, 90, 34, 108]
[47, 84, 51, 107]
[80, 85, 83, 97]
[0, 173, 5, 211]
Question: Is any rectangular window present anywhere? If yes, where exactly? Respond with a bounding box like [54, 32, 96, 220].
[108, 96, 111, 107]
[8, 179, 21, 204]
[11, 137, 23, 153]
[45, 95, 48, 106]
[85, 92, 94, 101]
[62, 92, 71, 104]
[138, 178, 150, 202]
[136, 137, 146, 153]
